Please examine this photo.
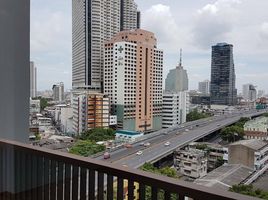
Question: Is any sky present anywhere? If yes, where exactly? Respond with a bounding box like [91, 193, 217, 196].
[31, 0, 268, 93]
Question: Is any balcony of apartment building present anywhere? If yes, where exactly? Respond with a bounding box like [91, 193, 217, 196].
[0, 0, 261, 199]
[0, 139, 260, 200]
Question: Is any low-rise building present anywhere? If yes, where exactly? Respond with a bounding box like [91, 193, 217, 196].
[244, 117, 268, 140]
[162, 91, 189, 128]
[115, 130, 144, 143]
[174, 148, 207, 179]
[194, 164, 254, 191]
[189, 142, 228, 171]
[72, 90, 110, 134]
[229, 139, 268, 170]
[30, 99, 40, 114]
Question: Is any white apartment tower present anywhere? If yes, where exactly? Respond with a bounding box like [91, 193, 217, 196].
[162, 92, 189, 128]
[198, 80, 210, 95]
[30, 61, 37, 98]
[72, 0, 139, 90]
[104, 29, 163, 132]
[242, 84, 257, 101]
[52, 82, 65, 102]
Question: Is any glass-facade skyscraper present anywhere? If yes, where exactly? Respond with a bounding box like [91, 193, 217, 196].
[210, 43, 237, 105]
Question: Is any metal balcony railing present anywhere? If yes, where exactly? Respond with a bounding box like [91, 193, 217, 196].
[0, 139, 259, 200]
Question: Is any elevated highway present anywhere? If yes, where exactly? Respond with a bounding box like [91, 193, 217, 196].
[97, 109, 268, 169]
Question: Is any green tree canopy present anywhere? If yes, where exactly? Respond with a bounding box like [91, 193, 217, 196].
[186, 109, 211, 122]
[220, 125, 244, 142]
[79, 128, 115, 142]
[230, 184, 268, 199]
[69, 140, 105, 157]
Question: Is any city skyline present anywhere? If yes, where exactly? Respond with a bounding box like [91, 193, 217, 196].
[31, 0, 268, 91]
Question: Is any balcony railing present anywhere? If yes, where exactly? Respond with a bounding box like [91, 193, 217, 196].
[0, 139, 259, 200]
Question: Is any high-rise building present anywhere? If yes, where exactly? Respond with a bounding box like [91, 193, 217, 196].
[242, 84, 257, 101]
[104, 29, 163, 132]
[52, 82, 65, 102]
[162, 91, 189, 128]
[72, 0, 139, 90]
[258, 90, 265, 98]
[0, 0, 29, 143]
[198, 80, 210, 95]
[30, 61, 37, 98]
[165, 50, 188, 92]
[210, 43, 237, 105]
[72, 91, 110, 134]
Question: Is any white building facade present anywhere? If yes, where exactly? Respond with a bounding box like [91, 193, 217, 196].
[104, 29, 163, 132]
[242, 83, 257, 101]
[30, 61, 37, 98]
[72, 0, 139, 89]
[174, 149, 207, 179]
[162, 91, 189, 128]
[198, 80, 210, 95]
[52, 82, 64, 102]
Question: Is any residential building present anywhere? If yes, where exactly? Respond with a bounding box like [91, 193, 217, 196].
[210, 43, 237, 105]
[72, 0, 139, 90]
[110, 115, 117, 126]
[165, 50, 188, 92]
[244, 117, 268, 140]
[228, 139, 268, 170]
[115, 130, 144, 143]
[198, 80, 210, 95]
[72, 91, 110, 134]
[258, 90, 265, 98]
[52, 82, 64, 102]
[0, 0, 29, 143]
[30, 99, 41, 114]
[104, 29, 163, 132]
[162, 91, 189, 128]
[54, 104, 73, 134]
[188, 142, 228, 171]
[243, 84, 257, 101]
[30, 61, 37, 98]
[174, 148, 207, 179]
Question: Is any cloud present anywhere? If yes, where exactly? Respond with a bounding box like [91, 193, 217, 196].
[260, 22, 268, 40]
[31, 11, 71, 53]
[142, 4, 187, 52]
[192, 0, 241, 49]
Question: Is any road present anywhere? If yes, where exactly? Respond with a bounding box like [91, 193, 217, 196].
[97, 109, 268, 169]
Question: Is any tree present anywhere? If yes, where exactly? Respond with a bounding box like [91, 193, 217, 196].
[220, 125, 244, 142]
[186, 109, 210, 122]
[215, 157, 224, 168]
[235, 117, 250, 128]
[32, 96, 48, 110]
[69, 140, 105, 157]
[230, 184, 268, 199]
[79, 128, 115, 142]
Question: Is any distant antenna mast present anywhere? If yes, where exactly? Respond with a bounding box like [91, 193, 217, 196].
[179, 48, 182, 67]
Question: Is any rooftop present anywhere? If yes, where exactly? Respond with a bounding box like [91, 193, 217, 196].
[116, 130, 143, 136]
[194, 164, 254, 191]
[229, 139, 267, 151]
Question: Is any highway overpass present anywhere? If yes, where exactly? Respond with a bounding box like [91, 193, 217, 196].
[98, 109, 268, 169]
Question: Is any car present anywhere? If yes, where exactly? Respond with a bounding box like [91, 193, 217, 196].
[163, 131, 168, 135]
[136, 151, 143, 156]
[185, 129, 189, 132]
[164, 142, 170, 146]
[144, 142, 150, 147]
[103, 152, 110, 159]
[124, 144, 133, 148]
[217, 124, 221, 126]
[139, 142, 145, 146]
